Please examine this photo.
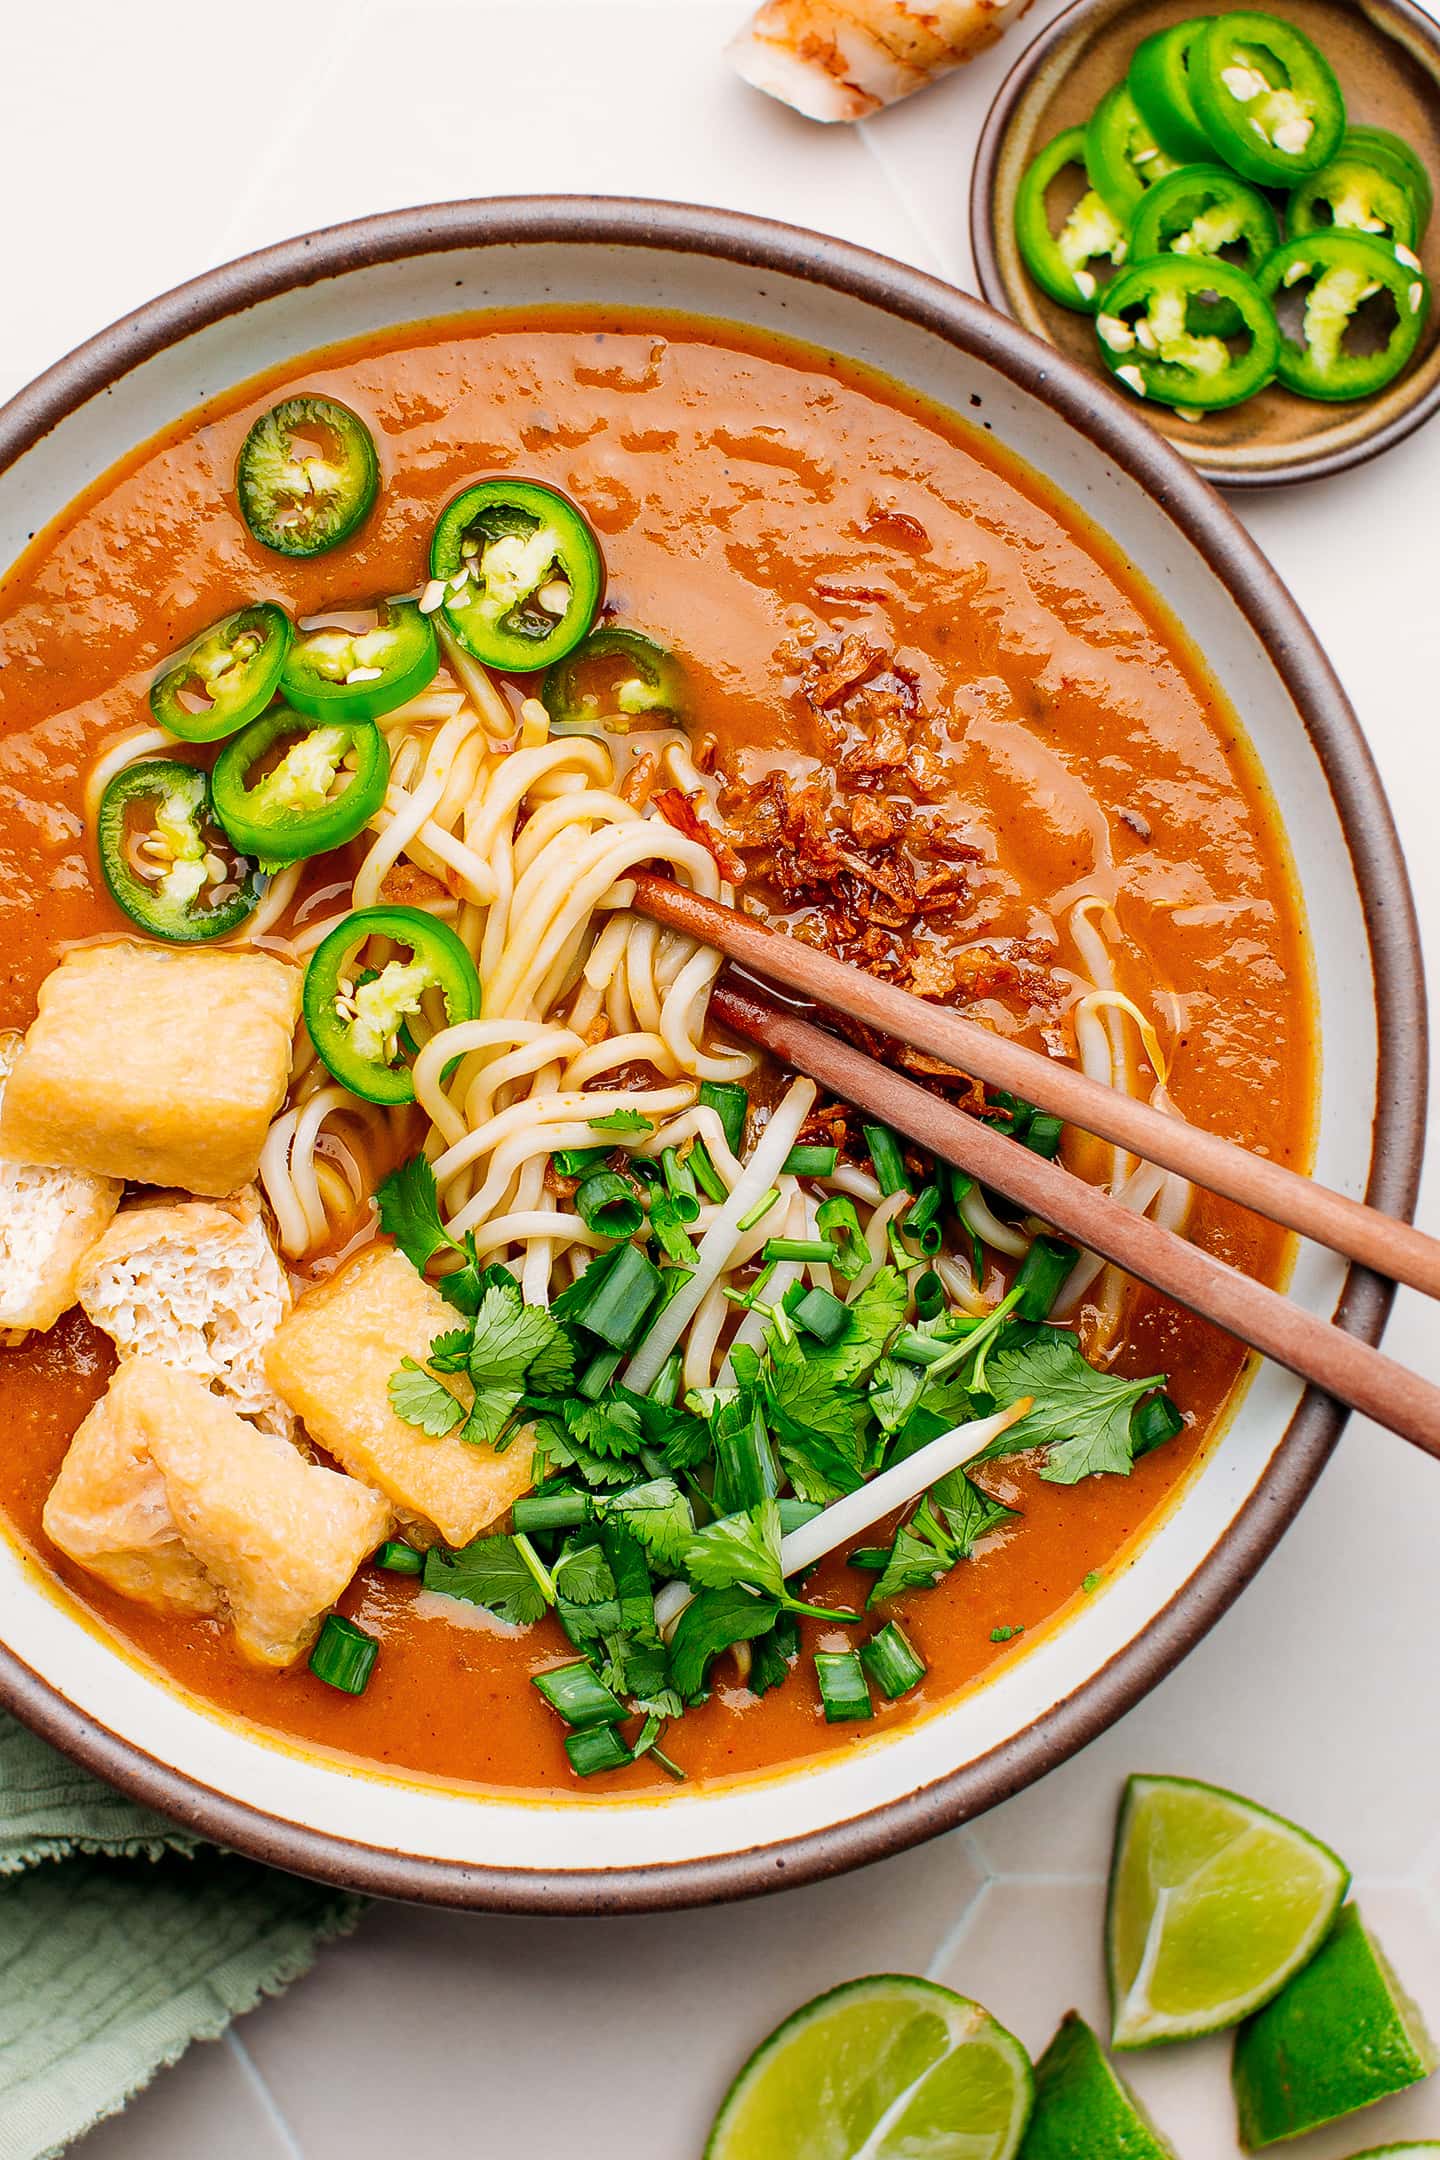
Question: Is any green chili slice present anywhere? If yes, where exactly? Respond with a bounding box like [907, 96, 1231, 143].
[237, 395, 379, 558]
[1190, 12, 1345, 187]
[1131, 163, 1279, 333]
[542, 625, 686, 731]
[1288, 148, 1424, 250]
[304, 905, 482, 1105]
[1344, 126, 1433, 236]
[1084, 84, 1179, 221]
[281, 599, 439, 724]
[211, 707, 390, 864]
[98, 759, 263, 943]
[149, 603, 292, 744]
[1256, 230, 1431, 400]
[429, 479, 604, 672]
[1096, 256, 1280, 409]
[1128, 19, 1218, 165]
[1015, 126, 1130, 313]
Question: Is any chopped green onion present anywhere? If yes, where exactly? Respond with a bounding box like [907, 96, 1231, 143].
[713, 1399, 778, 1514]
[309, 1613, 379, 1695]
[629, 1154, 661, 1186]
[792, 1285, 851, 1345]
[1013, 1233, 1079, 1320]
[890, 1326, 954, 1368]
[688, 1139, 727, 1204]
[817, 1194, 867, 1279]
[903, 1184, 944, 1256]
[699, 1079, 748, 1155]
[532, 1659, 628, 1730]
[574, 1170, 644, 1240]
[577, 1346, 623, 1399]
[565, 1724, 634, 1776]
[913, 1268, 945, 1321]
[1133, 1392, 1186, 1456]
[815, 1649, 873, 1723]
[553, 1145, 611, 1180]
[649, 1350, 683, 1408]
[1025, 1111, 1063, 1159]
[780, 1143, 839, 1177]
[990, 1624, 1024, 1643]
[761, 1236, 836, 1265]
[778, 1498, 825, 1535]
[737, 1185, 782, 1233]
[570, 1242, 663, 1350]
[863, 1123, 911, 1197]
[374, 1539, 424, 1577]
[860, 1620, 927, 1700]
[886, 1218, 924, 1273]
[649, 1187, 700, 1267]
[659, 1146, 700, 1220]
[513, 1492, 594, 1534]
[847, 1546, 891, 1572]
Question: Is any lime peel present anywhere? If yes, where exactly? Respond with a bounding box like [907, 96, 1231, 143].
[1019, 2011, 1177, 2158]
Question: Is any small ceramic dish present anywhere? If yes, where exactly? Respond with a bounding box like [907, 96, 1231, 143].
[970, 0, 1440, 487]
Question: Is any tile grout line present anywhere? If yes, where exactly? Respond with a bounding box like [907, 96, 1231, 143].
[924, 1869, 994, 1983]
[855, 116, 960, 283]
[223, 2028, 308, 2160]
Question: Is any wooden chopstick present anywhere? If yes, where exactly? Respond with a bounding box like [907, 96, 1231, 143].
[631, 872, 1440, 1300]
[708, 977, 1440, 1458]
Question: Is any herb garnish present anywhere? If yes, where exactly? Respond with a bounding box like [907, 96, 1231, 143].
[374, 1149, 1179, 1780]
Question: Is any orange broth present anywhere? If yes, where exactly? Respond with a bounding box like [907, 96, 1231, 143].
[0, 309, 1314, 1795]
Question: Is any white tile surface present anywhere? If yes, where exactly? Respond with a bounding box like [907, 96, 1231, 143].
[10, 0, 1433, 2151]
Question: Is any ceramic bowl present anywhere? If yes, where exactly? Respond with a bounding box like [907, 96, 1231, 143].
[0, 198, 1424, 1910]
[970, 0, 1440, 487]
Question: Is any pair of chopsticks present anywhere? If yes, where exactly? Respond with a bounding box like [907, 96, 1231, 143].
[628, 872, 1440, 1459]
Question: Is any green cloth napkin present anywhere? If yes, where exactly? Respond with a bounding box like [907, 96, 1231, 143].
[0, 1711, 363, 2158]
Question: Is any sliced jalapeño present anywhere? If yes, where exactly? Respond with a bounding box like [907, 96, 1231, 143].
[98, 759, 262, 942]
[304, 905, 482, 1104]
[429, 479, 603, 673]
[149, 603, 292, 744]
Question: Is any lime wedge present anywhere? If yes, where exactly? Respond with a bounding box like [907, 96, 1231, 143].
[1342, 2147, 1440, 2156]
[705, 1974, 1034, 2160]
[1107, 1773, 1350, 2047]
[1233, 1904, 1437, 2148]
[1019, 2012, 1177, 2157]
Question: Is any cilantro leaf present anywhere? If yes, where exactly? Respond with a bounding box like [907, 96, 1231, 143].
[605, 1478, 696, 1574]
[747, 1610, 800, 1698]
[423, 1534, 549, 1626]
[828, 1265, 908, 1383]
[930, 1467, 1015, 1552]
[588, 1109, 654, 1135]
[669, 1585, 782, 1701]
[763, 1335, 866, 1456]
[376, 1154, 455, 1274]
[684, 1499, 787, 1601]
[387, 1358, 465, 1437]
[469, 1284, 572, 1390]
[986, 1332, 1165, 1484]
[870, 1516, 951, 1604]
[425, 1327, 474, 1373]
[777, 1430, 866, 1505]
[868, 1357, 928, 1436]
[554, 1541, 612, 1605]
[460, 1386, 526, 1450]
[554, 1522, 657, 1643]
[531, 1415, 640, 1489]
[567, 1396, 647, 1460]
[607, 1386, 711, 1471]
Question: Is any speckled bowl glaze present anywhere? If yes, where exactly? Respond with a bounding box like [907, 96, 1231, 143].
[971, 0, 1440, 486]
[0, 198, 1424, 1910]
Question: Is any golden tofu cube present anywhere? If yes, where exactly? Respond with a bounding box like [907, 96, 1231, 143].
[265, 1244, 535, 1549]
[0, 1033, 123, 1336]
[44, 1358, 391, 1666]
[0, 942, 302, 1198]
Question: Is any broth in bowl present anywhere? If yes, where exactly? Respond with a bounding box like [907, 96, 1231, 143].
[0, 308, 1312, 1795]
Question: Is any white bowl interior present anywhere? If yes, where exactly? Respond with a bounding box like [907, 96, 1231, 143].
[0, 232, 1371, 1884]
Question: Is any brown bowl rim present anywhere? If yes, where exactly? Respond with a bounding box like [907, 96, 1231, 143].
[968, 0, 1440, 489]
[0, 194, 1425, 1912]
